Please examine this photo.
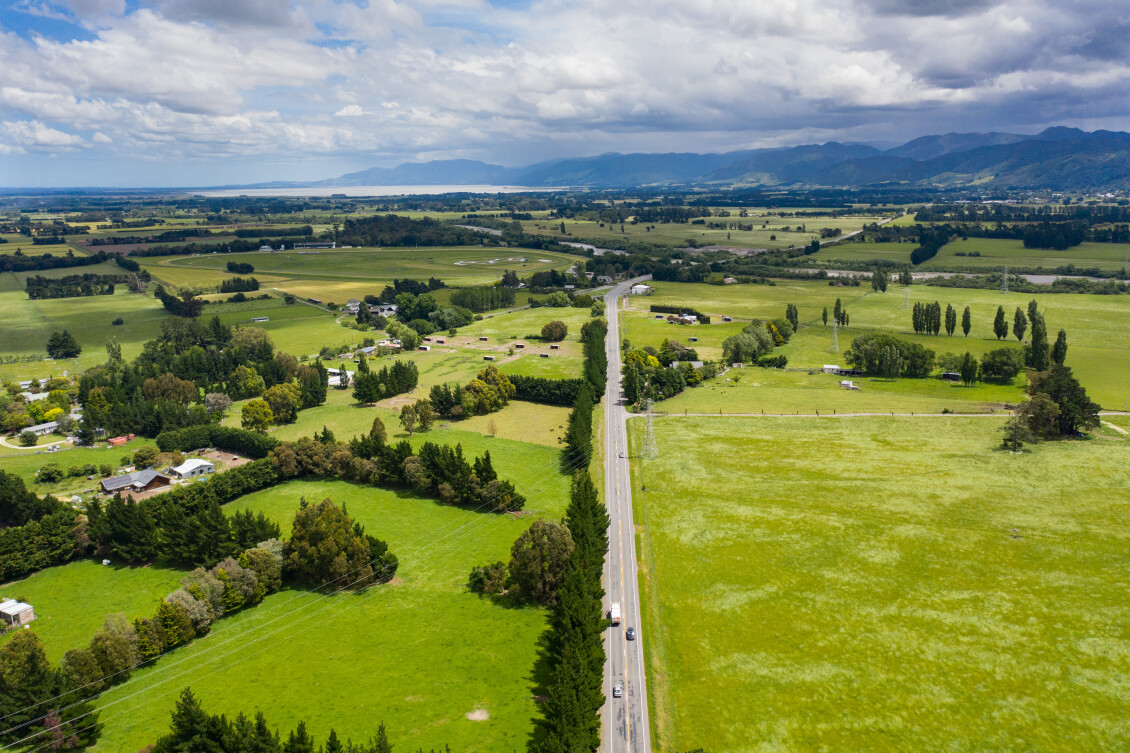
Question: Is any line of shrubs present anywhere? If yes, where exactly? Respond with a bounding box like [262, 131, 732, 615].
[155, 424, 280, 458]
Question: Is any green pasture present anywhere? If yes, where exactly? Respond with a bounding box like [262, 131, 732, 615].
[810, 240, 918, 264]
[628, 281, 1130, 408]
[91, 471, 572, 753]
[0, 284, 168, 382]
[0, 438, 158, 492]
[140, 247, 580, 301]
[0, 561, 186, 663]
[630, 416, 1130, 752]
[521, 214, 886, 251]
[925, 238, 1130, 271]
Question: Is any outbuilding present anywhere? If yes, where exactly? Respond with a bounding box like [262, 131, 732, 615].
[0, 599, 35, 626]
[170, 459, 214, 479]
[942, 372, 961, 382]
[630, 284, 652, 295]
[823, 365, 841, 374]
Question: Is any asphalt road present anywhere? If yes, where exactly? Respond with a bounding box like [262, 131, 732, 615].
[602, 276, 652, 753]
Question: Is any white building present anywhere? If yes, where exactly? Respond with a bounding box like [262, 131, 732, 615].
[823, 365, 841, 374]
[169, 459, 215, 479]
[0, 599, 36, 626]
[630, 284, 652, 295]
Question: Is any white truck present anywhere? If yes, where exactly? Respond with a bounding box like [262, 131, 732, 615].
[610, 602, 621, 625]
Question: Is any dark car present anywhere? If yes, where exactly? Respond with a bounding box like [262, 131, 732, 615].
[626, 627, 636, 640]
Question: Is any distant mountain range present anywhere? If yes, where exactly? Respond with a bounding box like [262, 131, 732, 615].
[290, 127, 1130, 190]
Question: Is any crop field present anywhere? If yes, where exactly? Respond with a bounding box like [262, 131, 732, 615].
[925, 238, 1130, 271]
[629, 416, 1130, 752]
[91, 470, 572, 753]
[139, 247, 580, 301]
[521, 213, 887, 250]
[624, 281, 1130, 408]
[0, 561, 186, 663]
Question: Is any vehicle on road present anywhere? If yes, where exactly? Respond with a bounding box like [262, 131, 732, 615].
[613, 684, 623, 698]
[610, 602, 621, 625]
[626, 627, 636, 640]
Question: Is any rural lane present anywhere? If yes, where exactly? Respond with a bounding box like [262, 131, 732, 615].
[602, 276, 652, 753]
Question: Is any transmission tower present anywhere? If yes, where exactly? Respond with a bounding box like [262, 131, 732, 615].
[1001, 266, 1009, 294]
[642, 399, 658, 459]
[830, 318, 839, 353]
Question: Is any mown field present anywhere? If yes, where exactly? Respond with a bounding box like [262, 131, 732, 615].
[0, 438, 157, 494]
[0, 561, 186, 663]
[630, 416, 1130, 752]
[91, 465, 572, 753]
[812, 237, 1130, 271]
[924, 238, 1130, 272]
[140, 246, 580, 301]
[622, 281, 1130, 409]
[521, 212, 888, 251]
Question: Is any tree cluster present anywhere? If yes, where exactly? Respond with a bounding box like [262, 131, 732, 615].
[351, 358, 419, 404]
[26, 274, 125, 299]
[845, 334, 936, 378]
[219, 277, 260, 293]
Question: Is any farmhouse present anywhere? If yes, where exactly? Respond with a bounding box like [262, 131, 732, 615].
[169, 458, 214, 479]
[375, 303, 398, 317]
[24, 413, 81, 436]
[823, 365, 841, 374]
[19, 391, 49, 402]
[630, 284, 652, 295]
[345, 299, 361, 314]
[101, 469, 171, 494]
[0, 599, 35, 627]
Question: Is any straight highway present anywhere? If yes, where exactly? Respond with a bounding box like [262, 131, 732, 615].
[602, 276, 652, 753]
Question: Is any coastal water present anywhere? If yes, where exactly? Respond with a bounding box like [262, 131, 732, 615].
[198, 185, 557, 197]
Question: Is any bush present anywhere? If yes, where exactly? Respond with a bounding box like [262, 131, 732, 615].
[507, 375, 585, 406]
[980, 347, 1024, 383]
[111, 317, 124, 326]
[845, 333, 936, 378]
[541, 320, 568, 341]
[19, 430, 38, 447]
[38, 463, 64, 483]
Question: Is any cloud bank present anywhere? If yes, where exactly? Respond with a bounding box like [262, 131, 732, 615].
[1, 0, 1128, 185]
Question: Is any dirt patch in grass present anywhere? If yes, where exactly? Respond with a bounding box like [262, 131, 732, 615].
[465, 709, 489, 721]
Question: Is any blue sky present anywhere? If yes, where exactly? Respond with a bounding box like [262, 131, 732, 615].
[1, 0, 1129, 187]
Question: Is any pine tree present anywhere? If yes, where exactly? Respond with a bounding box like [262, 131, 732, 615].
[945, 304, 956, 336]
[1013, 307, 1028, 342]
[822, 307, 828, 327]
[1028, 312, 1050, 370]
[833, 298, 842, 324]
[962, 305, 971, 337]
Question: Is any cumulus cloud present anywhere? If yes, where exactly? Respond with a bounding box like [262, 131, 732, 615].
[0, 0, 1128, 182]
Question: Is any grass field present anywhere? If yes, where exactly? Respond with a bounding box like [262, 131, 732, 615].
[140, 247, 580, 301]
[0, 438, 157, 493]
[813, 237, 1130, 271]
[0, 561, 186, 663]
[630, 416, 1130, 752]
[925, 238, 1130, 272]
[90, 467, 572, 753]
[624, 281, 1130, 409]
[522, 214, 887, 251]
[0, 283, 169, 382]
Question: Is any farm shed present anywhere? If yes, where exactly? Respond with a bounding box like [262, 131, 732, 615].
[0, 599, 35, 626]
[170, 459, 215, 479]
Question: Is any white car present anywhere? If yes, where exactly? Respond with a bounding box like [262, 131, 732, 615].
[613, 684, 623, 698]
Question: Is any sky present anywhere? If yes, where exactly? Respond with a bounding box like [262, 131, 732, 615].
[1, 0, 1129, 187]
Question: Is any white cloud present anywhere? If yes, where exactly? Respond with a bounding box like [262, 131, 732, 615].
[0, 119, 86, 154]
[0, 0, 1128, 180]
[335, 104, 364, 117]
